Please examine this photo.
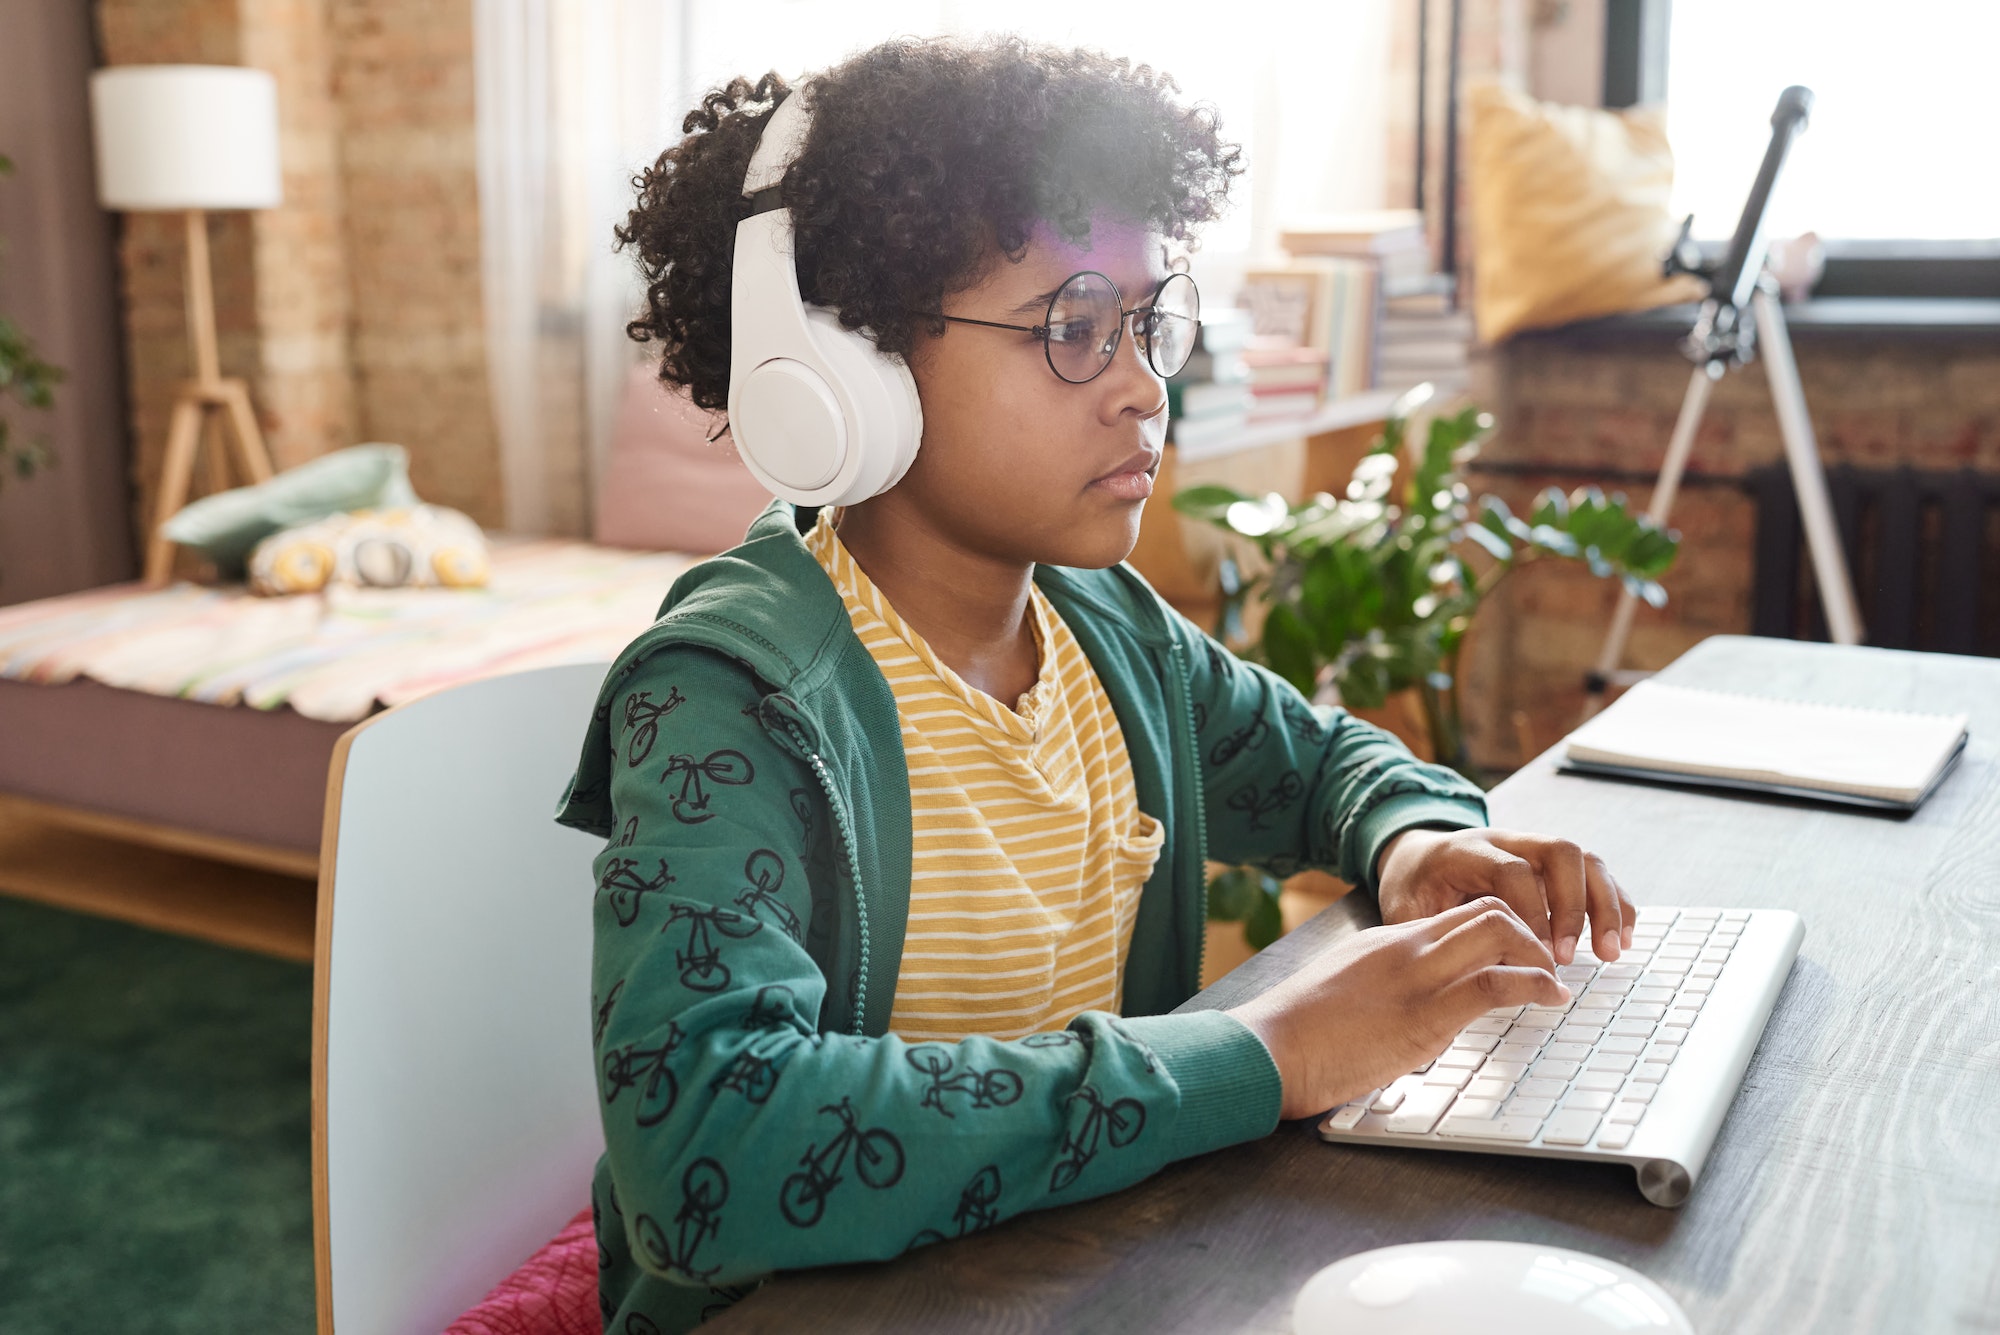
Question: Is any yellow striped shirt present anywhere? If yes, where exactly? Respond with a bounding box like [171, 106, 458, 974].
[805, 509, 1164, 1042]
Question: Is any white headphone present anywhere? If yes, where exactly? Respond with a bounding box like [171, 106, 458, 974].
[727, 88, 923, 506]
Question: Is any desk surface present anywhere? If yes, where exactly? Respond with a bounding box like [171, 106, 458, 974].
[711, 635, 2000, 1334]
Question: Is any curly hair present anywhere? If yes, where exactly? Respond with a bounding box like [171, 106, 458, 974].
[615, 35, 1244, 414]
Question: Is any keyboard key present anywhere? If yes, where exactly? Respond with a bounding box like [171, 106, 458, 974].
[1464, 1076, 1515, 1102]
[1525, 999, 1575, 1019]
[1630, 1062, 1671, 1083]
[1672, 990, 1707, 1011]
[1608, 1017, 1656, 1038]
[1541, 1109, 1603, 1145]
[1666, 1007, 1702, 1028]
[1690, 962, 1723, 978]
[1479, 1060, 1530, 1083]
[1500, 1024, 1552, 1047]
[1371, 1078, 1421, 1112]
[1573, 1070, 1624, 1092]
[1512, 1011, 1563, 1030]
[1599, 1036, 1647, 1055]
[1608, 1099, 1648, 1123]
[1543, 1042, 1593, 1063]
[1530, 1058, 1581, 1081]
[1464, 1015, 1513, 1036]
[1450, 1096, 1504, 1120]
[1628, 986, 1677, 1006]
[1490, 1043, 1543, 1065]
[1484, 1006, 1526, 1020]
[1502, 1096, 1558, 1119]
[1655, 1024, 1691, 1045]
[1621, 1002, 1668, 1021]
[1514, 1077, 1568, 1100]
[1438, 1115, 1545, 1141]
[1564, 1089, 1615, 1111]
[1699, 948, 1731, 964]
[1598, 962, 1644, 980]
[1436, 1048, 1485, 1069]
[1424, 1065, 1474, 1089]
[1451, 1031, 1502, 1053]
[1596, 1123, 1634, 1149]
[1680, 977, 1715, 995]
[1620, 1080, 1658, 1104]
[1325, 1103, 1368, 1130]
[1721, 910, 1750, 922]
[1384, 1085, 1457, 1133]
[1642, 1043, 1679, 1066]
[1647, 962, 1691, 980]
[1656, 945, 1700, 960]
[1413, 1059, 1434, 1072]
[1553, 1024, 1605, 1045]
[1555, 965, 1597, 984]
[1585, 1052, 1635, 1073]
[1586, 977, 1635, 997]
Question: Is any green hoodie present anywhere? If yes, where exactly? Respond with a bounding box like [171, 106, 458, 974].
[555, 501, 1489, 1331]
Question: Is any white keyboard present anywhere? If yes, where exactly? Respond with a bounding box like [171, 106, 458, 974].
[1317, 906, 1804, 1206]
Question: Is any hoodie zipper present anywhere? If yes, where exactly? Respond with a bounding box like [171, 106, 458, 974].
[1167, 639, 1208, 991]
[781, 718, 872, 1036]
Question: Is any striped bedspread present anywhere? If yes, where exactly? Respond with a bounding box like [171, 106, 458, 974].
[0, 538, 699, 723]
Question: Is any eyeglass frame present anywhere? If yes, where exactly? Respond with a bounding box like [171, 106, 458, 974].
[919, 270, 1201, 385]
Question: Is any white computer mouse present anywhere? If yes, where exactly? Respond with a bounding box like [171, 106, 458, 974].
[1293, 1241, 1694, 1335]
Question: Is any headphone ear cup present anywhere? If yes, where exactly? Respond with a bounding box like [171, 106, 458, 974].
[799, 309, 923, 506]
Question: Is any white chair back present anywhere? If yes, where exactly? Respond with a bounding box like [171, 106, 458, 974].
[313, 663, 609, 1334]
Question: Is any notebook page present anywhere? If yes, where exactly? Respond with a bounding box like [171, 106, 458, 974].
[1564, 680, 1969, 802]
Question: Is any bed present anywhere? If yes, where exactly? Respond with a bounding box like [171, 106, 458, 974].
[0, 536, 698, 876]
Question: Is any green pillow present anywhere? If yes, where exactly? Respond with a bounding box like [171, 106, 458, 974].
[160, 443, 421, 577]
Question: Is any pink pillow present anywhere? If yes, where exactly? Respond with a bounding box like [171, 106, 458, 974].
[593, 364, 773, 553]
[444, 1206, 601, 1335]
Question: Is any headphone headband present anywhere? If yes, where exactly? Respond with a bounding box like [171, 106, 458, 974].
[725, 87, 923, 507]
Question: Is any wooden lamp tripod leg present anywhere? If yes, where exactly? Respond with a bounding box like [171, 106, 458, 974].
[146, 395, 208, 585]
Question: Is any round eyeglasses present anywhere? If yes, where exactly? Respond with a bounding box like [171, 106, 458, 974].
[927, 270, 1201, 385]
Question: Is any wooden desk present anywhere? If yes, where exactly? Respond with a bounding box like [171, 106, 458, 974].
[710, 635, 2000, 1333]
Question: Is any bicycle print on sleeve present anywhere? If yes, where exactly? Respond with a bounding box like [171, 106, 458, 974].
[1050, 1084, 1146, 1191]
[905, 1046, 1024, 1119]
[660, 749, 755, 824]
[633, 1158, 730, 1282]
[779, 1097, 906, 1228]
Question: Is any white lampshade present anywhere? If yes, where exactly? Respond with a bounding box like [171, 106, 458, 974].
[90, 65, 283, 211]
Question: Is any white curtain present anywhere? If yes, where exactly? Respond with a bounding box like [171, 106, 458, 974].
[474, 0, 692, 536]
[472, 0, 1391, 535]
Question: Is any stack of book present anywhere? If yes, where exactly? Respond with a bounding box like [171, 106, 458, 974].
[1241, 340, 1329, 422]
[1278, 210, 1472, 396]
[1239, 259, 1376, 401]
[1166, 307, 1252, 455]
[1377, 279, 1472, 394]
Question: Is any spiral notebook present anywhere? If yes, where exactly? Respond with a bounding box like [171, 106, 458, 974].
[1561, 680, 1970, 811]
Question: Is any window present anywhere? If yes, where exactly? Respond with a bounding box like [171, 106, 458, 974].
[1656, 0, 1999, 245]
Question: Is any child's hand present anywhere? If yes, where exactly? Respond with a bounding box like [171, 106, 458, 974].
[1375, 827, 1636, 967]
[1228, 897, 1570, 1120]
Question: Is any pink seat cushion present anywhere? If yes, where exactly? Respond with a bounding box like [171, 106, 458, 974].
[593, 364, 771, 554]
[444, 1206, 600, 1335]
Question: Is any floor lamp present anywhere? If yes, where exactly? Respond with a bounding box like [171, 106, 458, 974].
[90, 65, 282, 585]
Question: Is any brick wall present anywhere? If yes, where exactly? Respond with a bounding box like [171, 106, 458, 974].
[96, 0, 500, 552]
[1458, 328, 2000, 773]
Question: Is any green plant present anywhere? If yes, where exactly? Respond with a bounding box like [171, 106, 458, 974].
[0, 153, 63, 497]
[1175, 387, 1680, 947]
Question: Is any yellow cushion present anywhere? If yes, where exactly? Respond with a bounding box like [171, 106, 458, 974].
[1467, 83, 1704, 342]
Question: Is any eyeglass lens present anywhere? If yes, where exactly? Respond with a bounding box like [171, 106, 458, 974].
[1043, 271, 1202, 384]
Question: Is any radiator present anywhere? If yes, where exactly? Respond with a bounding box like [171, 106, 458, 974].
[1750, 463, 2000, 657]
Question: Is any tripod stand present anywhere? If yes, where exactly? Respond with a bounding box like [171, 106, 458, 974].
[1583, 86, 1863, 718]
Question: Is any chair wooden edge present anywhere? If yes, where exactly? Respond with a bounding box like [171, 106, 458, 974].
[310, 695, 425, 1335]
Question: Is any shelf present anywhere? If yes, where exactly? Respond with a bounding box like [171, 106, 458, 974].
[1171, 387, 1411, 462]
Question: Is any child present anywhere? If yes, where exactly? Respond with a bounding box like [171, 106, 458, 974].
[556, 35, 1634, 1333]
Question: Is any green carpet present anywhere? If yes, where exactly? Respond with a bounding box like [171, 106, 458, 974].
[0, 896, 314, 1333]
